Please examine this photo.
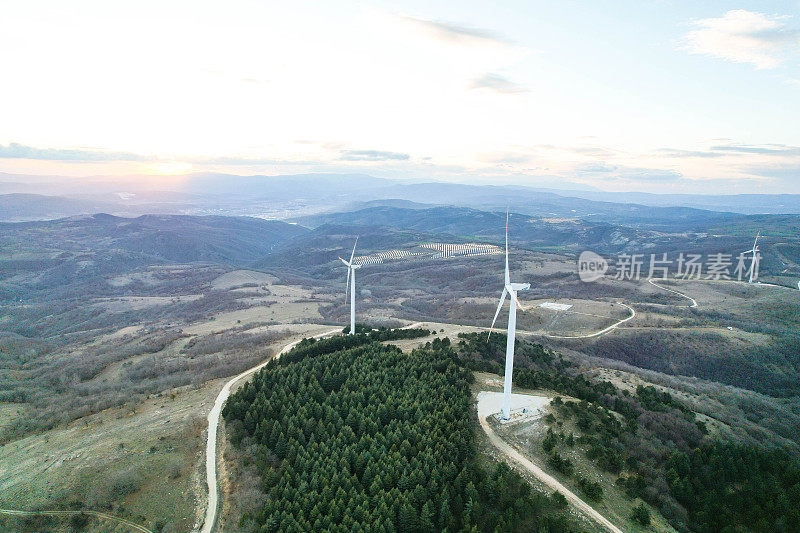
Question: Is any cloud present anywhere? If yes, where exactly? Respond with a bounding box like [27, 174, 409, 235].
[683, 10, 800, 69]
[566, 146, 616, 158]
[0, 142, 413, 167]
[656, 143, 800, 158]
[480, 152, 533, 165]
[656, 148, 730, 158]
[710, 143, 800, 155]
[189, 155, 288, 165]
[400, 15, 511, 46]
[470, 73, 529, 94]
[575, 163, 619, 173]
[339, 150, 410, 161]
[0, 143, 148, 161]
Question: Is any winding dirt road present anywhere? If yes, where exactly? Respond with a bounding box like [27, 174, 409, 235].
[0, 508, 152, 533]
[476, 392, 623, 533]
[648, 278, 698, 308]
[542, 302, 636, 340]
[198, 327, 341, 533]
[199, 321, 426, 532]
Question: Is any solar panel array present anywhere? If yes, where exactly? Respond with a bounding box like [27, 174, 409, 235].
[421, 243, 499, 253]
[423, 243, 503, 260]
[352, 256, 384, 266]
[350, 243, 502, 268]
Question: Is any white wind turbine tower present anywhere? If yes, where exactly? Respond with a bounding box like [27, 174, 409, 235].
[742, 233, 761, 283]
[488, 212, 530, 420]
[339, 237, 361, 334]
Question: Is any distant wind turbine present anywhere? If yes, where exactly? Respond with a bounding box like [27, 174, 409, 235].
[488, 211, 530, 420]
[339, 237, 361, 335]
[742, 233, 761, 283]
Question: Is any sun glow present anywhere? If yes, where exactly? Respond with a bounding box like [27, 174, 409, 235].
[146, 161, 193, 175]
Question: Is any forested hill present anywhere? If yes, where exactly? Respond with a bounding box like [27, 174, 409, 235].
[222, 335, 583, 532]
[1, 213, 308, 265]
[221, 329, 800, 532]
[455, 333, 800, 532]
[294, 205, 646, 250]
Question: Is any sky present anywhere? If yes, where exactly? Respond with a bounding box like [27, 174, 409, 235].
[1, 0, 799, 193]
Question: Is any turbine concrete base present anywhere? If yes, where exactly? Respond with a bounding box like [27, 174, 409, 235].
[477, 391, 550, 425]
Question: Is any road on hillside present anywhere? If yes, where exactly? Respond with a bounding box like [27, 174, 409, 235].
[0, 508, 152, 533]
[198, 327, 341, 533]
[654, 276, 800, 294]
[199, 322, 428, 532]
[541, 302, 636, 340]
[476, 394, 624, 533]
[648, 278, 699, 308]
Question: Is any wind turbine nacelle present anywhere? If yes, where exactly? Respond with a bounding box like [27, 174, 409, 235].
[509, 282, 530, 291]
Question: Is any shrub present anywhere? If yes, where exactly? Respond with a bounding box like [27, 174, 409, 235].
[167, 461, 182, 479]
[576, 476, 603, 501]
[631, 503, 651, 526]
[108, 468, 144, 499]
[551, 492, 568, 509]
[542, 428, 557, 452]
[70, 512, 89, 530]
[547, 453, 573, 476]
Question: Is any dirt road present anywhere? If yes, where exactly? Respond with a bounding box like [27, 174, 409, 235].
[0, 508, 152, 533]
[476, 392, 623, 533]
[648, 278, 698, 308]
[542, 302, 635, 339]
[198, 327, 340, 533]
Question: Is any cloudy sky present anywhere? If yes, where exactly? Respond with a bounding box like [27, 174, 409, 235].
[2, 0, 799, 193]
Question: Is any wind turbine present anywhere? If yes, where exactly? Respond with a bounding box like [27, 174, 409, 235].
[742, 233, 761, 283]
[488, 211, 530, 420]
[339, 237, 361, 334]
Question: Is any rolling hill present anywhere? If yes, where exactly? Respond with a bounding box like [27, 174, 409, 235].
[1, 214, 309, 268]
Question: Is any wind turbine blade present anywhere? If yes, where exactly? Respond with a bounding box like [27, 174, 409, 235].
[488, 288, 508, 339]
[345, 267, 351, 303]
[338, 256, 350, 266]
[349, 236, 358, 266]
[505, 210, 510, 286]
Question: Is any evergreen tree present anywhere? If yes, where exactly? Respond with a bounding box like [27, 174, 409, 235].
[224, 333, 589, 532]
[631, 503, 651, 526]
[419, 500, 435, 532]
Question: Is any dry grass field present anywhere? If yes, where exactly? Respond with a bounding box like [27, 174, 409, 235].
[0, 263, 345, 532]
[1, 383, 214, 532]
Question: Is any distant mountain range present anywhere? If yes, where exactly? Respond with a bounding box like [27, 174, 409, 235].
[3, 205, 797, 289]
[552, 190, 800, 214]
[2, 172, 800, 226]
